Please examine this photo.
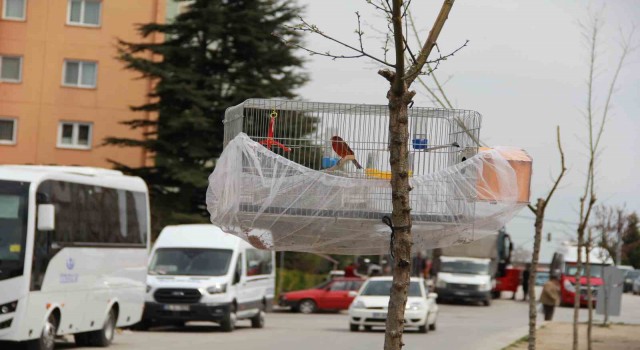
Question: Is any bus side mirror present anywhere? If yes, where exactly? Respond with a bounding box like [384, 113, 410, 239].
[37, 204, 55, 231]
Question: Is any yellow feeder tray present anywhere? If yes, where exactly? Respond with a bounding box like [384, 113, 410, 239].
[365, 168, 413, 180]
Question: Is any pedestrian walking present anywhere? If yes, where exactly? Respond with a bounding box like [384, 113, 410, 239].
[344, 262, 360, 278]
[522, 263, 531, 301]
[539, 274, 561, 321]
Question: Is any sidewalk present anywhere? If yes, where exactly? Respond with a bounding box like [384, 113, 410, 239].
[507, 322, 640, 350]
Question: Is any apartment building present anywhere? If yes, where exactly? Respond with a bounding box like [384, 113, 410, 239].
[0, 0, 164, 167]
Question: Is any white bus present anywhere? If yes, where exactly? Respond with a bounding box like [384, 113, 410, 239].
[0, 166, 150, 350]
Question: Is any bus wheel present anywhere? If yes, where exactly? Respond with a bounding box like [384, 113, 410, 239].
[87, 308, 117, 347]
[28, 312, 59, 350]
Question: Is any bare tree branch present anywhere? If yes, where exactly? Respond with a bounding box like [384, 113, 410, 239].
[404, 0, 455, 85]
[277, 17, 396, 68]
[544, 126, 567, 206]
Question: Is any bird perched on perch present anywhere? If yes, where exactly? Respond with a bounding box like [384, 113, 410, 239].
[331, 136, 362, 169]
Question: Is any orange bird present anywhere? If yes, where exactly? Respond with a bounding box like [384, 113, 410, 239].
[331, 136, 362, 169]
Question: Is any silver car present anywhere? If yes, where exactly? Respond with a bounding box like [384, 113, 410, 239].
[633, 276, 640, 295]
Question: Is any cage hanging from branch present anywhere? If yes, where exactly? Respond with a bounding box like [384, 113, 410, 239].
[206, 99, 530, 254]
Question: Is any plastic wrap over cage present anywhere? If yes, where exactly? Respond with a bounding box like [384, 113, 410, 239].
[207, 99, 529, 254]
[207, 133, 528, 255]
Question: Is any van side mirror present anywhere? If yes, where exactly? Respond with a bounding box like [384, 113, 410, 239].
[428, 292, 438, 299]
[37, 204, 55, 231]
[233, 271, 241, 285]
[348, 291, 358, 298]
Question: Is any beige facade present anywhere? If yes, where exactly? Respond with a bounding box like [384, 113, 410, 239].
[0, 0, 164, 167]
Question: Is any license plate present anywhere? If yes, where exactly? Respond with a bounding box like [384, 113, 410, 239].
[164, 304, 190, 311]
[454, 291, 470, 296]
[372, 312, 387, 319]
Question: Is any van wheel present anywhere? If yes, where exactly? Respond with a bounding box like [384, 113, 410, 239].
[28, 312, 58, 350]
[349, 324, 359, 332]
[86, 308, 117, 347]
[220, 304, 237, 332]
[251, 310, 265, 328]
[298, 299, 317, 314]
[482, 299, 491, 307]
[75, 332, 91, 346]
[131, 319, 151, 331]
[418, 324, 429, 333]
[429, 319, 437, 331]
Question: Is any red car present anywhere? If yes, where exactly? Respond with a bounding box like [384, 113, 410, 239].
[279, 278, 364, 313]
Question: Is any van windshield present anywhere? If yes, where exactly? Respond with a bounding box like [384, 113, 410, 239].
[149, 248, 233, 276]
[441, 260, 490, 275]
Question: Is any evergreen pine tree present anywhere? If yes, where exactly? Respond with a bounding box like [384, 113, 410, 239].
[106, 0, 309, 234]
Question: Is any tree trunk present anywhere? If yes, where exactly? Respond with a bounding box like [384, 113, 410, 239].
[528, 198, 545, 350]
[586, 228, 593, 350]
[383, 86, 413, 350]
[572, 230, 584, 350]
[383, 1, 414, 349]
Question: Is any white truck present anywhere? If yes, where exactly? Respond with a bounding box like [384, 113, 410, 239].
[434, 228, 516, 306]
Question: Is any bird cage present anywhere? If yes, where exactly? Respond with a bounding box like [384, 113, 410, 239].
[208, 99, 528, 255]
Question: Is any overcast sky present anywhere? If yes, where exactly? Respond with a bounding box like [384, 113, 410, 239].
[293, 0, 640, 262]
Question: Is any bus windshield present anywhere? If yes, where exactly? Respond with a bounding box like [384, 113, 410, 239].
[0, 180, 30, 281]
[149, 248, 233, 276]
[441, 260, 490, 275]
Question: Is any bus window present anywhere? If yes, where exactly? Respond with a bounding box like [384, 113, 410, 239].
[0, 180, 29, 281]
[31, 180, 148, 290]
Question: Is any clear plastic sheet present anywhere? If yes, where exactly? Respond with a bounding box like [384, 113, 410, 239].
[207, 133, 527, 255]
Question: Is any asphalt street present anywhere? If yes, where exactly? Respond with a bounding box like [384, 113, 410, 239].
[43, 291, 640, 350]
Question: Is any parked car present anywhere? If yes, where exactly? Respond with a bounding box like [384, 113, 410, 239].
[623, 269, 640, 293]
[279, 277, 364, 313]
[633, 276, 640, 295]
[348, 277, 438, 333]
[535, 271, 550, 286]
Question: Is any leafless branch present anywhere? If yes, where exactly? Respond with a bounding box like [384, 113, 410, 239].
[278, 17, 396, 68]
[404, 0, 455, 85]
[356, 12, 365, 52]
[366, 0, 391, 15]
[544, 126, 567, 205]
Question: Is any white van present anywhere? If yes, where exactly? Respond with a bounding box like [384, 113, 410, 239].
[141, 224, 275, 331]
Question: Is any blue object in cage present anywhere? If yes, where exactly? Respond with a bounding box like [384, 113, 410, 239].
[412, 138, 428, 150]
[322, 157, 339, 168]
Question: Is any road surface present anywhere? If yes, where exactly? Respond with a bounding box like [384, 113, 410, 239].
[7, 290, 639, 350]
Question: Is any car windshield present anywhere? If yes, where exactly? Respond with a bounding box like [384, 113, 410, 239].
[441, 260, 490, 275]
[313, 280, 332, 290]
[0, 180, 30, 281]
[149, 248, 233, 276]
[565, 264, 605, 278]
[361, 281, 422, 297]
[626, 270, 640, 279]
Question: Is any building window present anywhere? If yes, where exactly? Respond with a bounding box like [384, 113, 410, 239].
[0, 55, 22, 82]
[62, 60, 97, 88]
[0, 118, 17, 145]
[57, 121, 92, 149]
[67, 0, 101, 27]
[2, 0, 26, 20]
